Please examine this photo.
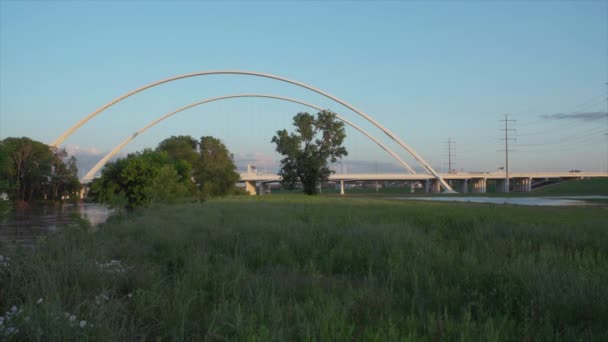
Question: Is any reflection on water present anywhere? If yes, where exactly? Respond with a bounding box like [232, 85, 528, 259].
[391, 196, 607, 206]
[0, 203, 113, 249]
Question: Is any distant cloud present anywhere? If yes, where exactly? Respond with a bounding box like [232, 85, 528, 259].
[234, 153, 277, 173]
[540, 112, 608, 122]
[64, 145, 105, 156]
[64, 145, 125, 179]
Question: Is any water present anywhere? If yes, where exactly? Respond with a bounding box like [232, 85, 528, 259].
[0, 203, 113, 249]
[390, 196, 608, 206]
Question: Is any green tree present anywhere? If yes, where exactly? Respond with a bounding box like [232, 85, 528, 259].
[1, 137, 54, 201]
[48, 147, 81, 201]
[91, 150, 165, 208]
[195, 136, 240, 196]
[157, 135, 199, 167]
[272, 111, 347, 195]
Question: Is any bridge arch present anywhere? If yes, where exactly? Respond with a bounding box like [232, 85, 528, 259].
[83, 94, 416, 180]
[54, 70, 454, 192]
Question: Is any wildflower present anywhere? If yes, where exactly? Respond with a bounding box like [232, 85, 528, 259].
[69, 315, 76, 322]
[79, 320, 87, 328]
[127, 293, 132, 298]
[10, 306, 17, 314]
[36, 298, 43, 305]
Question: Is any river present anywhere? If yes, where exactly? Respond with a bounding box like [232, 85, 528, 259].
[0, 203, 113, 249]
[390, 196, 608, 206]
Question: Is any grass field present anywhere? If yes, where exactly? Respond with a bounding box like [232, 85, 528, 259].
[1, 196, 607, 340]
[531, 178, 608, 196]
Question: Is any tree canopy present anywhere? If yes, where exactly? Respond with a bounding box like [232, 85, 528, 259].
[0, 137, 81, 202]
[91, 135, 241, 208]
[272, 111, 347, 195]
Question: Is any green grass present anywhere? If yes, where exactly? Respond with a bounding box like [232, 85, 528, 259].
[531, 178, 608, 196]
[2, 196, 608, 340]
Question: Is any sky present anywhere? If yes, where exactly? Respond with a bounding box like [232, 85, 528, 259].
[1, 0, 607, 177]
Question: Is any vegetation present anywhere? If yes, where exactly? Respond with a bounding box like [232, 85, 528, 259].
[0, 137, 81, 202]
[532, 178, 608, 196]
[90, 135, 241, 208]
[2, 196, 607, 340]
[272, 111, 347, 195]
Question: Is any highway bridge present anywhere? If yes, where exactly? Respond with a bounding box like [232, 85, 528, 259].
[240, 171, 608, 195]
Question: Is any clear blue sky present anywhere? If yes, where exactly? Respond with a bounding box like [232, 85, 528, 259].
[1, 1, 607, 175]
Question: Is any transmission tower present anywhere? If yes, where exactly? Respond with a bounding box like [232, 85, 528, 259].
[500, 114, 516, 193]
[446, 137, 456, 173]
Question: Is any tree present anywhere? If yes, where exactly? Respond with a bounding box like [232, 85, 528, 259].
[91, 149, 171, 208]
[0, 137, 81, 202]
[157, 135, 199, 167]
[195, 136, 240, 196]
[272, 111, 347, 195]
[90, 135, 240, 208]
[48, 147, 81, 201]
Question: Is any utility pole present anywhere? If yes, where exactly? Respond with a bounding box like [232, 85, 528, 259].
[500, 114, 516, 193]
[446, 137, 455, 173]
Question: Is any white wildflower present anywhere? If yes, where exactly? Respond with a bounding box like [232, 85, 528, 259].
[36, 298, 43, 305]
[10, 306, 17, 314]
[69, 314, 76, 322]
[79, 320, 87, 328]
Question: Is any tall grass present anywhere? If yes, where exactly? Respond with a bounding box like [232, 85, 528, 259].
[1, 196, 607, 340]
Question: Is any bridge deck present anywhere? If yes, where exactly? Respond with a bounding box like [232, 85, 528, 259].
[240, 172, 608, 182]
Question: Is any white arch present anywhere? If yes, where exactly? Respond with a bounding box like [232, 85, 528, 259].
[83, 94, 416, 180]
[54, 70, 454, 192]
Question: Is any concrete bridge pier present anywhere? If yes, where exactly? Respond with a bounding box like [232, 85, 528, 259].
[511, 178, 532, 192]
[460, 179, 468, 194]
[431, 179, 441, 193]
[245, 181, 257, 195]
[424, 180, 430, 193]
[340, 180, 345, 196]
[496, 179, 507, 193]
[471, 178, 486, 193]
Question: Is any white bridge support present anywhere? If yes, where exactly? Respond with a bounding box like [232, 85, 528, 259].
[83, 94, 415, 181]
[511, 178, 532, 192]
[245, 181, 257, 195]
[54, 70, 453, 192]
[471, 178, 487, 193]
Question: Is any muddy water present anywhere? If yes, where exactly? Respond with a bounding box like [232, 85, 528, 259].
[0, 203, 113, 249]
[391, 196, 608, 206]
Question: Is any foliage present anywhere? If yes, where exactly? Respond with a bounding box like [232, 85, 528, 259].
[1, 196, 607, 340]
[92, 135, 239, 208]
[532, 178, 608, 196]
[0, 137, 81, 202]
[195, 136, 240, 196]
[272, 111, 347, 195]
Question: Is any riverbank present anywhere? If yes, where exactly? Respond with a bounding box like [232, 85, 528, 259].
[1, 196, 607, 340]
